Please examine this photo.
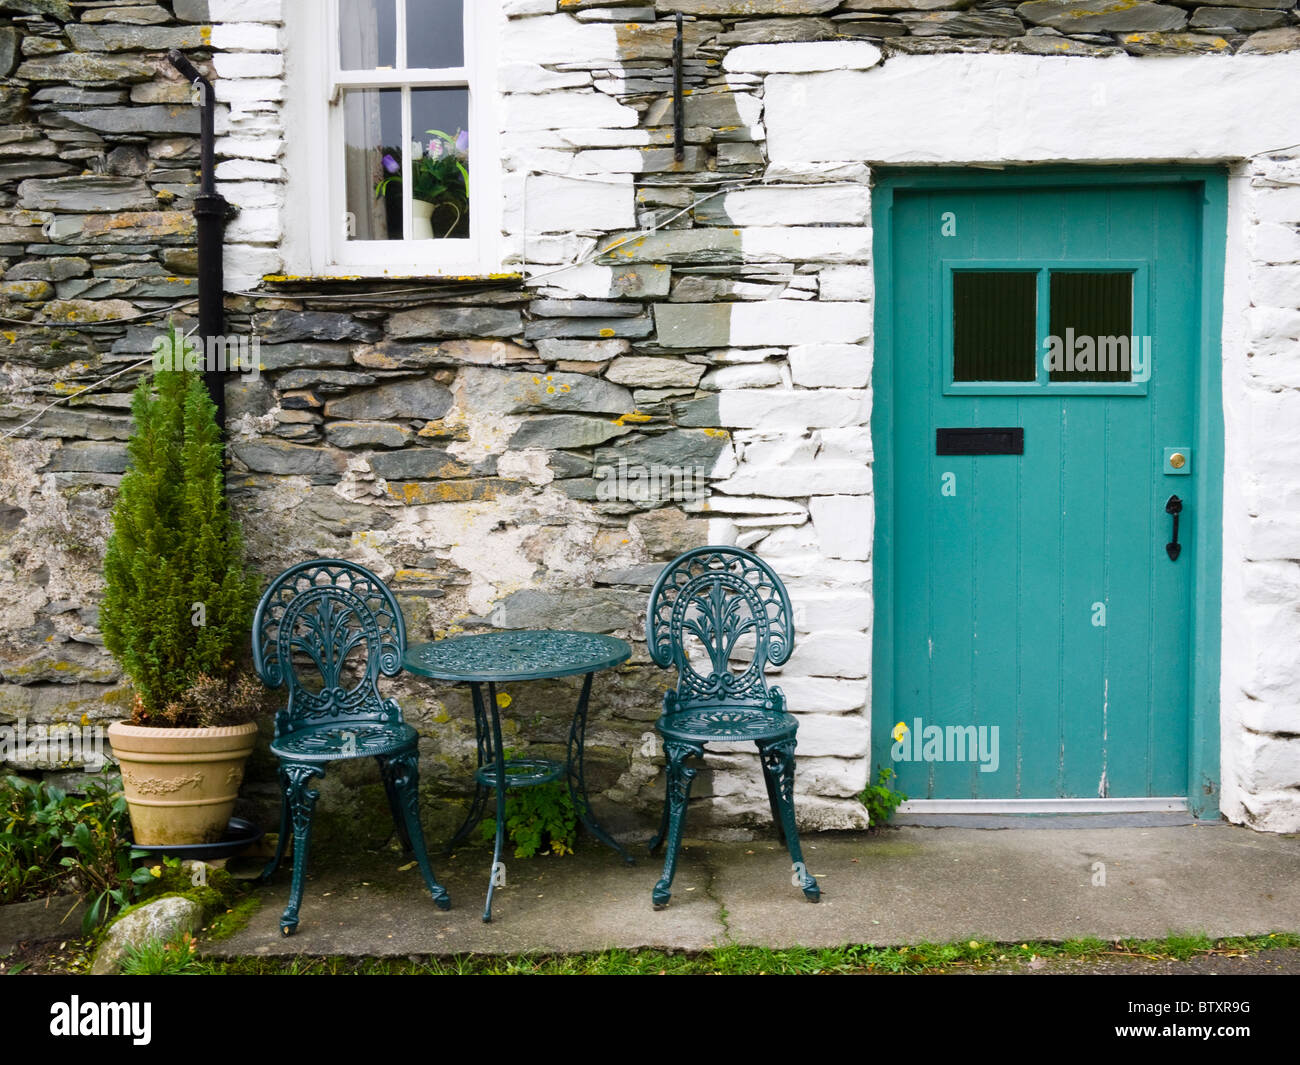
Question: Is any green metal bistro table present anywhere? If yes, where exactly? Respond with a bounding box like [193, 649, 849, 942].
[402, 629, 634, 922]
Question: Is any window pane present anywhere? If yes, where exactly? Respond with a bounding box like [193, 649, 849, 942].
[343, 88, 402, 241]
[1048, 272, 1134, 382]
[410, 87, 469, 240]
[406, 0, 463, 69]
[340, 0, 396, 71]
[952, 271, 1037, 382]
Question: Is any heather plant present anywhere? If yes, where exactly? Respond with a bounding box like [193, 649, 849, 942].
[100, 331, 260, 724]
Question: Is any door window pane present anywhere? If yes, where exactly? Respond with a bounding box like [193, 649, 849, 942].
[952, 271, 1037, 382]
[1048, 272, 1134, 382]
[407, 0, 464, 69]
[410, 87, 470, 239]
[340, 0, 396, 71]
[343, 88, 403, 241]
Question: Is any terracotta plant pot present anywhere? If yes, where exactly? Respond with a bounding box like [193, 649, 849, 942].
[107, 721, 258, 846]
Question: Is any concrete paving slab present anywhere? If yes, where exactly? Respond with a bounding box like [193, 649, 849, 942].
[209, 842, 725, 958]
[718, 824, 1300, 948]
[207, 824, 1300, 959]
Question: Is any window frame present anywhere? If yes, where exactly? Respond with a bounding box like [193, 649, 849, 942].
[282, 0, 502, 279]
[941, 259, 1151, 397]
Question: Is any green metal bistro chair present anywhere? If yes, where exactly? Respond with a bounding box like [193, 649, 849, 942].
[646, 546, 821, 908]
[253, 559, 449, 935]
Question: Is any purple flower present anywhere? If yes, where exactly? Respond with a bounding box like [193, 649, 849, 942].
[454, 129, 469, 155]
[381, 153, 399, 175]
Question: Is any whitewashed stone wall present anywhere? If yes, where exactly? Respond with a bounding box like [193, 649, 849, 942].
[3, 1, 1298, 835]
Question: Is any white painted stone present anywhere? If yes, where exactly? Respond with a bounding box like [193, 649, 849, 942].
[714, 387, 869, 432]
[1238, 790, 1300, 833]
[810, 495, 875, 561]
[218, 180, 282, 209]
[210, 0, 282, 19]
[504, 0, 557, 15]
[222, 243, 280, 287]
[742, 226, 871, 263]
[1253, 222, 1300, 264]
[766, 56, 1300, 165]
[705, 494, 809, 518]
[725, 41, 882, 74]
[714, 462, 872, 497]
[1251, 186, 1300, 225]
[815, 425, 874, 465]
[700, 363, 783, 390]
[1237, 698, 1300, 736]
[784, 709, 869, 755]
[573, 149, 663, 174]
[1237, 729, 1300, 791]
[214, 135, 282, 161]
[789, 342, 871, 387]
[1248, 264, 1300, 310]
[212, 52, 283, 78]
[499, 62, 591, 92]
[224, 206, 280, 243]
[765, 161, 872, 185]
[791, 589, 872, 632]
[213, 77, 284, 104]
[777, 677, 868, 714]
[1248, 303, 1300, 353]
[706, 347, 786, 363]
[506, 174, 635, 234]
[214, 158, 281, 180]
[209, 22, 280, 51]
[819, 265, 873, 302]
[502, 14, 620, 66]
[708, 185, 868, 226]
[505, 92, 639, 133]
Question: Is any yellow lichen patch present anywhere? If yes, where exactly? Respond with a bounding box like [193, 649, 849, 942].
[614, 411, 653, 426]
[702, 428, 730, 439]
[387, 480, 505, 505]
[200, 25, 212, 44]
[3, 332, 16, 343]
[599, 328, 615, 337]
[394, 568, 442, 583]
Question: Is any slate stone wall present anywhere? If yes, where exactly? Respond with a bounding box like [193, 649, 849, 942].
[1, 1, 1298, 838]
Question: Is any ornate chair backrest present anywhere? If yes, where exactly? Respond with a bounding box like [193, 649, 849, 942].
[253, 560, 406, 738]
[646, 546, 794, 715]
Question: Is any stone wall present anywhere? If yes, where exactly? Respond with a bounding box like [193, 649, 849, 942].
[2, 0, 1299, 837]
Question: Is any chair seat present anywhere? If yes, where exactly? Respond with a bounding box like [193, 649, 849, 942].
[657, 706, 797, 744]
[271, 722, 418, 763]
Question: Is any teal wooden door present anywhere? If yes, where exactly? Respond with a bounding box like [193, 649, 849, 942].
[880, 179, 1206, 801]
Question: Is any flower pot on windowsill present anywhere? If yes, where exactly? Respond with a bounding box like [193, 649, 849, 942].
[107, 721, 258, 847]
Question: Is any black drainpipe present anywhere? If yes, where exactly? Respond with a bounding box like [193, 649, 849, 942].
[167, 49, 230, 431]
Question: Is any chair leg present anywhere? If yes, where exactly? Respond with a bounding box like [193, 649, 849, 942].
[378, 754, 413, 853]
[759, 739, 820, 903]
[281, 762, 325, 935]
[259, 764, 291, 883]
[380, 750, 451, 912]
[648, 782, 671, 856]
[653, 741, 703, 908]
[761, 761, 787, 846]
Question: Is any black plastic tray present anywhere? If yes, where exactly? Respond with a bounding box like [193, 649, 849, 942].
[128, 816, 265, 861]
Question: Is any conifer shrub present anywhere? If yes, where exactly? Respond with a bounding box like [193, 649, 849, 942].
[100, 337, 261, 725]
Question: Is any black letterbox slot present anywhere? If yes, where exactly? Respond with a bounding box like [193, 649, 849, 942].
[936, 427, 1024, 455]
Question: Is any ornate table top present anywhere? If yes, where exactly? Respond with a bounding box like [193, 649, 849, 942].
[402, 629, 631, 682]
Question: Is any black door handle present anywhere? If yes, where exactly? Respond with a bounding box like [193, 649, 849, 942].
[1165, 495, 1182, 561]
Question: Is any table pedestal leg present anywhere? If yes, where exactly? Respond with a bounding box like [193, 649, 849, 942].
[444, 681, 491, 854]
[484, 681, 508, 923]
[567, 672, 634, 865]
